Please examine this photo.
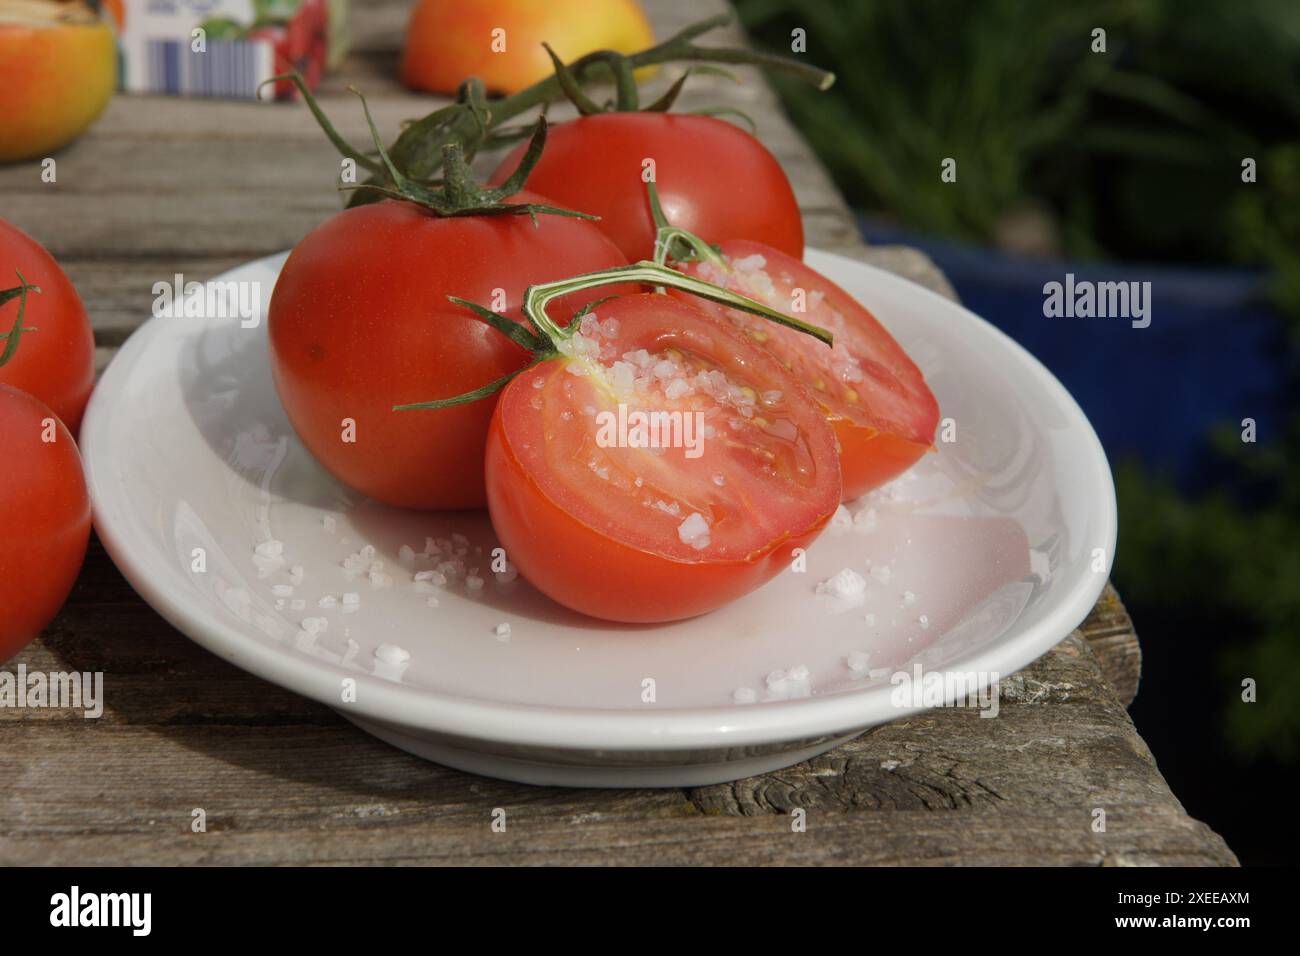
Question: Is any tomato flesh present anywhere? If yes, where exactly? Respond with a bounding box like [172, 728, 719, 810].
[488, 113, 804, 262]
[677, 240, 940, 500]
[268, 198, 631, 510]
[486, 294, 840, 623]
[0, 385, 91, 662]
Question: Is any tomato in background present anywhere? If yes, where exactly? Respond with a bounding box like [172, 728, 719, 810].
[0, 3, 116, 163]
[401, 0, 654, 96]
[0, 220, 96, 435]
[268, 198, 633, 510]
[489, 113, 805, 263]
[101, 0, 125, 30]
[486, 293, 841, 623]
[0, 385, 92, 663]
[677, 240, 940, 499]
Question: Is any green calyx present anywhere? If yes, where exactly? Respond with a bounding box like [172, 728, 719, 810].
[394, 261, 832, 412]
[280, 14, 834, 209]
[0, 270, 40, 370]
[317, 86, 594, 222]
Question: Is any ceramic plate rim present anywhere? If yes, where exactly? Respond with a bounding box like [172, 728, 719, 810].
[81, 247, 1117, 752]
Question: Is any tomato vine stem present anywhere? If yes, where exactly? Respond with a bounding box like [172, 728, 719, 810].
[393, 261, 832, 412]
[645, 181, 727, 268]
[274, 14, 834, 208]
[334, 86, 595, 221]
[0, 270, 40, 370]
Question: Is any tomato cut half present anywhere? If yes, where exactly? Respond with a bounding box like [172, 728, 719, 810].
[486, 293, 841, 623]
[676, 240, 940, 500]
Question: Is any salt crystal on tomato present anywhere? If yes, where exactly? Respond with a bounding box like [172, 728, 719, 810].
[677, 512, 711, 550]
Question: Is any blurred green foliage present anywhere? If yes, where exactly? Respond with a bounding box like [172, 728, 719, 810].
[737, 0, 1300, 760]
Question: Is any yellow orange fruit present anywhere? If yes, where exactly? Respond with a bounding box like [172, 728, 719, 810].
[401, 0, 654, 96]
[0, 3, 117, 163]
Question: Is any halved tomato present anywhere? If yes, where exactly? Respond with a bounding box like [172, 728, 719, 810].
[485, 292, 841, 623]
[676, 240, 940, 500]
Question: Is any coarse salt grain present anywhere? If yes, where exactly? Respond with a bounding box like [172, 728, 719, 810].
[853, 506, 878, 533]
[763, 665, 812, 701]
[817, 568, 867, 600]
[374, 643, 409, 665]
[677, 512, 711, 550]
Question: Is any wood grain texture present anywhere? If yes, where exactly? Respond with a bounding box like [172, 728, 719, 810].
[0, 0, 1219, 865]
[0, 543, 1228, 866]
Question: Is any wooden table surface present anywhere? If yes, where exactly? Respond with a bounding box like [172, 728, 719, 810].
[0, 0, 1235, 865]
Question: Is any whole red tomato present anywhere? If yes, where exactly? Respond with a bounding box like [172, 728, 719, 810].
[268, 197, 632, 510]
[488, 113, 804, 262]
[0, 385, 92, 663]
[0, 220, 96, 435]
[677, 240, 940, 500]
[486, 293, 841, 623]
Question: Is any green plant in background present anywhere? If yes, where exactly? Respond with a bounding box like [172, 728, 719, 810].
[736, 0, 1132, 251]
[737, 0, 1300, 761]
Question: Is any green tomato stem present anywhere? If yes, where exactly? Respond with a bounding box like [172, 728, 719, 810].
[396, 260, 832, 413]
[523, 261, 832, 348]
[0, 270, 40, 371]
[350, 14, 835, 202]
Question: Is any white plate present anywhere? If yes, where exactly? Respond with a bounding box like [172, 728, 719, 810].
[81, 248, 1116, 787]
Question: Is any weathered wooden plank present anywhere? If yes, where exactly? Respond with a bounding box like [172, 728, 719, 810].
[0, 808, 1235, 867]
[1079, 583, 1142, 706]
[0, 633, 1232, 866]
[0, 541, 1208, 866]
